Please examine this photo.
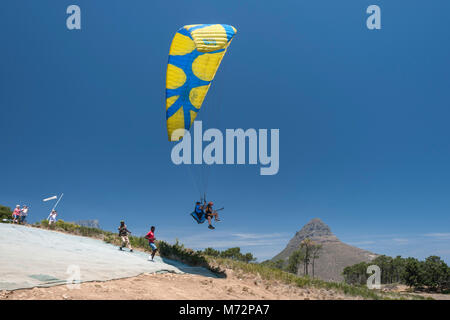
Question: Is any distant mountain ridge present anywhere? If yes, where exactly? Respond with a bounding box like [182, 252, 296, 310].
[272, 218, 377, 282]
[75, 220, 100, 229]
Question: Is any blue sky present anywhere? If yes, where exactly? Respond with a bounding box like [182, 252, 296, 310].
[1, 1, 449, 262]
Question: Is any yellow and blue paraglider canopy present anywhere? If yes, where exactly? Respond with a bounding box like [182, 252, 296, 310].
[165, 24, 237, 141]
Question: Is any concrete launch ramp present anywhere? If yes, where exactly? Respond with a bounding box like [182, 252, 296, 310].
[0, 224, 216, 291]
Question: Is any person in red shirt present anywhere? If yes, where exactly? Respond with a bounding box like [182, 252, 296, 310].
[12, 205, 21, 224]
[144, 226, 158, 261]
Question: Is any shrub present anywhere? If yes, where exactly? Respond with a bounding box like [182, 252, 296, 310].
[0, 205, 12, 222]
[158, 239, 208, 267]
[198, 247, 256, 263]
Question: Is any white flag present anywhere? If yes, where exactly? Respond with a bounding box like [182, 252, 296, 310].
[43, 196, 57, 202]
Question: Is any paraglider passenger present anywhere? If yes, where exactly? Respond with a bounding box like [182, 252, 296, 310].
[205, 202, 220, 230]
[145, 226, 158, 261]
[118, 221, 133, 252]
[194, 201, 204, 220]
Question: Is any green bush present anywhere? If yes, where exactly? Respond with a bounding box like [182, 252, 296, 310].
[37, 219, 108, 238]
[104, 234, 115, 244]
[421, 256, 450, 292]
[203, 247, 220, 257]
[0, 205, 12, 222]
[158, 239, 208, 266]
[260, 259, 285, 270]
[198, 247, 256, 263]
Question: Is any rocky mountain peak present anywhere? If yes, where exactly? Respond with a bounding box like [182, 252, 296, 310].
[295, 218, 334, 240]
[271, 218, 377, 282]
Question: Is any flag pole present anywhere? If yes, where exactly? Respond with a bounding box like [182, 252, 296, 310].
[47, 193, 64, 220]
[52, 193, 64, 211]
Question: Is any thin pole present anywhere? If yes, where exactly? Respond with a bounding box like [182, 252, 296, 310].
[52, 193, 64, 211]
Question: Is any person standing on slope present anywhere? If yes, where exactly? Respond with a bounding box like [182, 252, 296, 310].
[12, 205, 21, 224]
[145, 226, 158, 261]
[118, 221, 133, 252]
[48, 210, 58, 226]
[20, 205, 29, 224]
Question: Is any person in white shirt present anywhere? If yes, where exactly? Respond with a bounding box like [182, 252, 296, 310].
[48, 210, 58, 225]
[20, 205, 29, 224]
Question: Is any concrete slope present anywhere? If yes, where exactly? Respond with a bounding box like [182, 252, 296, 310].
[0, 224, 216, 291]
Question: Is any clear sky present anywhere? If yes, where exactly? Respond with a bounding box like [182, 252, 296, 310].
[1, 1, 449, 262]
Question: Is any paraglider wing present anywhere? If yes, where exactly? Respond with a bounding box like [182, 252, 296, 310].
[165, 24, 237, 141]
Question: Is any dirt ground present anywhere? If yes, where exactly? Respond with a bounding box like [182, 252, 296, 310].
[2, 267, 448, 300]
[380, 284, 450, 300]
[0, 268, 361, 300]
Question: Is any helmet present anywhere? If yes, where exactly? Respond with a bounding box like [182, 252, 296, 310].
[208, 202, 213, 206]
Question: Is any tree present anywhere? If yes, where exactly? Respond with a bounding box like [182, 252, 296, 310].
[273, 259, 285, 269]
[286, 249, 304, 274]
[204, 247, 257, 263]
[311, 243, 323, 278]
[298, 238, 321, 276]
[285, 239, 323, 277]
[393, 255, 405, 283]
[0, 205, 12, 221]
[220, 247, 242, 260]
[342, 254, 449, 292]
[203, 247, 220, 257]
[421, 256, 449, 292]
[243, 252, 257, 263]
[402, 257, 422, 288]
[371, 255, 395, 284]
[343, 262, 369, 285]
[302, 239, 312, 275]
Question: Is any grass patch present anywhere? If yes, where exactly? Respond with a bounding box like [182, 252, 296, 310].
[39, 219, 113, 238]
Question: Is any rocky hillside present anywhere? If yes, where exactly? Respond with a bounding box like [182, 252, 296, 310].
[272, 218, 377, 282]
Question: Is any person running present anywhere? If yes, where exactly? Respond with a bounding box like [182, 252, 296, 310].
[20, 205, 29, 224]
[12, 205, 21, 224]
[144, 226, 157, 261]
[48, 210, 58, 225]
[118, 221, 133, 252]
[204, 201, 220, 230]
